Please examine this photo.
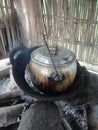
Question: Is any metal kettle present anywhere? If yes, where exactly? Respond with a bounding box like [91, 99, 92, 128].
[10, 45, 78, 101]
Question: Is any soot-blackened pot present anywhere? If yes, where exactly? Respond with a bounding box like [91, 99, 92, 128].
[29, 46, 77, 94]
[10, 45, 77, 100]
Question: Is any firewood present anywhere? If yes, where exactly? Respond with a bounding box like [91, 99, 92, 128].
[0, 58, 11, 78]
[88, 105, 98, 130]
[18, 102, 64, 130]
[0, 103, 25, 127]
[0, 58, 11, 71]
[0, 68, 10, 78]
[0, 88, 21, 100]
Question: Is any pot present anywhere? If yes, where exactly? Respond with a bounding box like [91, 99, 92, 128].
[29, 46, 77, 94]
[10, 45, 77, 100]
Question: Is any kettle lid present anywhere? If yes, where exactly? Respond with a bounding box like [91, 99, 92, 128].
[31, 45, 76, 66]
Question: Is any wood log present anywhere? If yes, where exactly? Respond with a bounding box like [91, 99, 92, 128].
[0, 58, 11, 69]
[0, 103, 25, 127]
[0, 90, 25, 107]
[0, 68, 10, 78]
[0, 88, 33, 107]
[0, 58, 11, 78]
[79, 61, 98, 75]
[18, 102, 64, 130]
[0, 88, 21, 100]
[88, 105, 98, 130]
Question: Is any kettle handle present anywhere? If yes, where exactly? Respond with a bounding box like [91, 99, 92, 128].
[10, 46, 27, 65]
[11, 46, 42, 98]
[10, 45, 52, 100]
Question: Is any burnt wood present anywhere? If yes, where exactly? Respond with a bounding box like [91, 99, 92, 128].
[18, 102, 64, 130]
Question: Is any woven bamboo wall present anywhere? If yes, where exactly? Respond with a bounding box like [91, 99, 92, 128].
[0, 0, 98, 66]
[0, 0, 20, 58]
[40, 0, 98, 65]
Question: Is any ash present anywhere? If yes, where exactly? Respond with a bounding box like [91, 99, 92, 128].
[0, 69, 19, 94]
[56, 100, 89, 130]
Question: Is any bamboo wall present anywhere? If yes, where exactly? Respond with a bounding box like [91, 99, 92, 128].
[0, 0, 98, 66]
[14, 0, 98, 65]
[39, 0, 98, 65]
[0, 0, 20, 58]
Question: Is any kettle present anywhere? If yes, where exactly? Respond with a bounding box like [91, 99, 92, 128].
[10, 45, 78, 101]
